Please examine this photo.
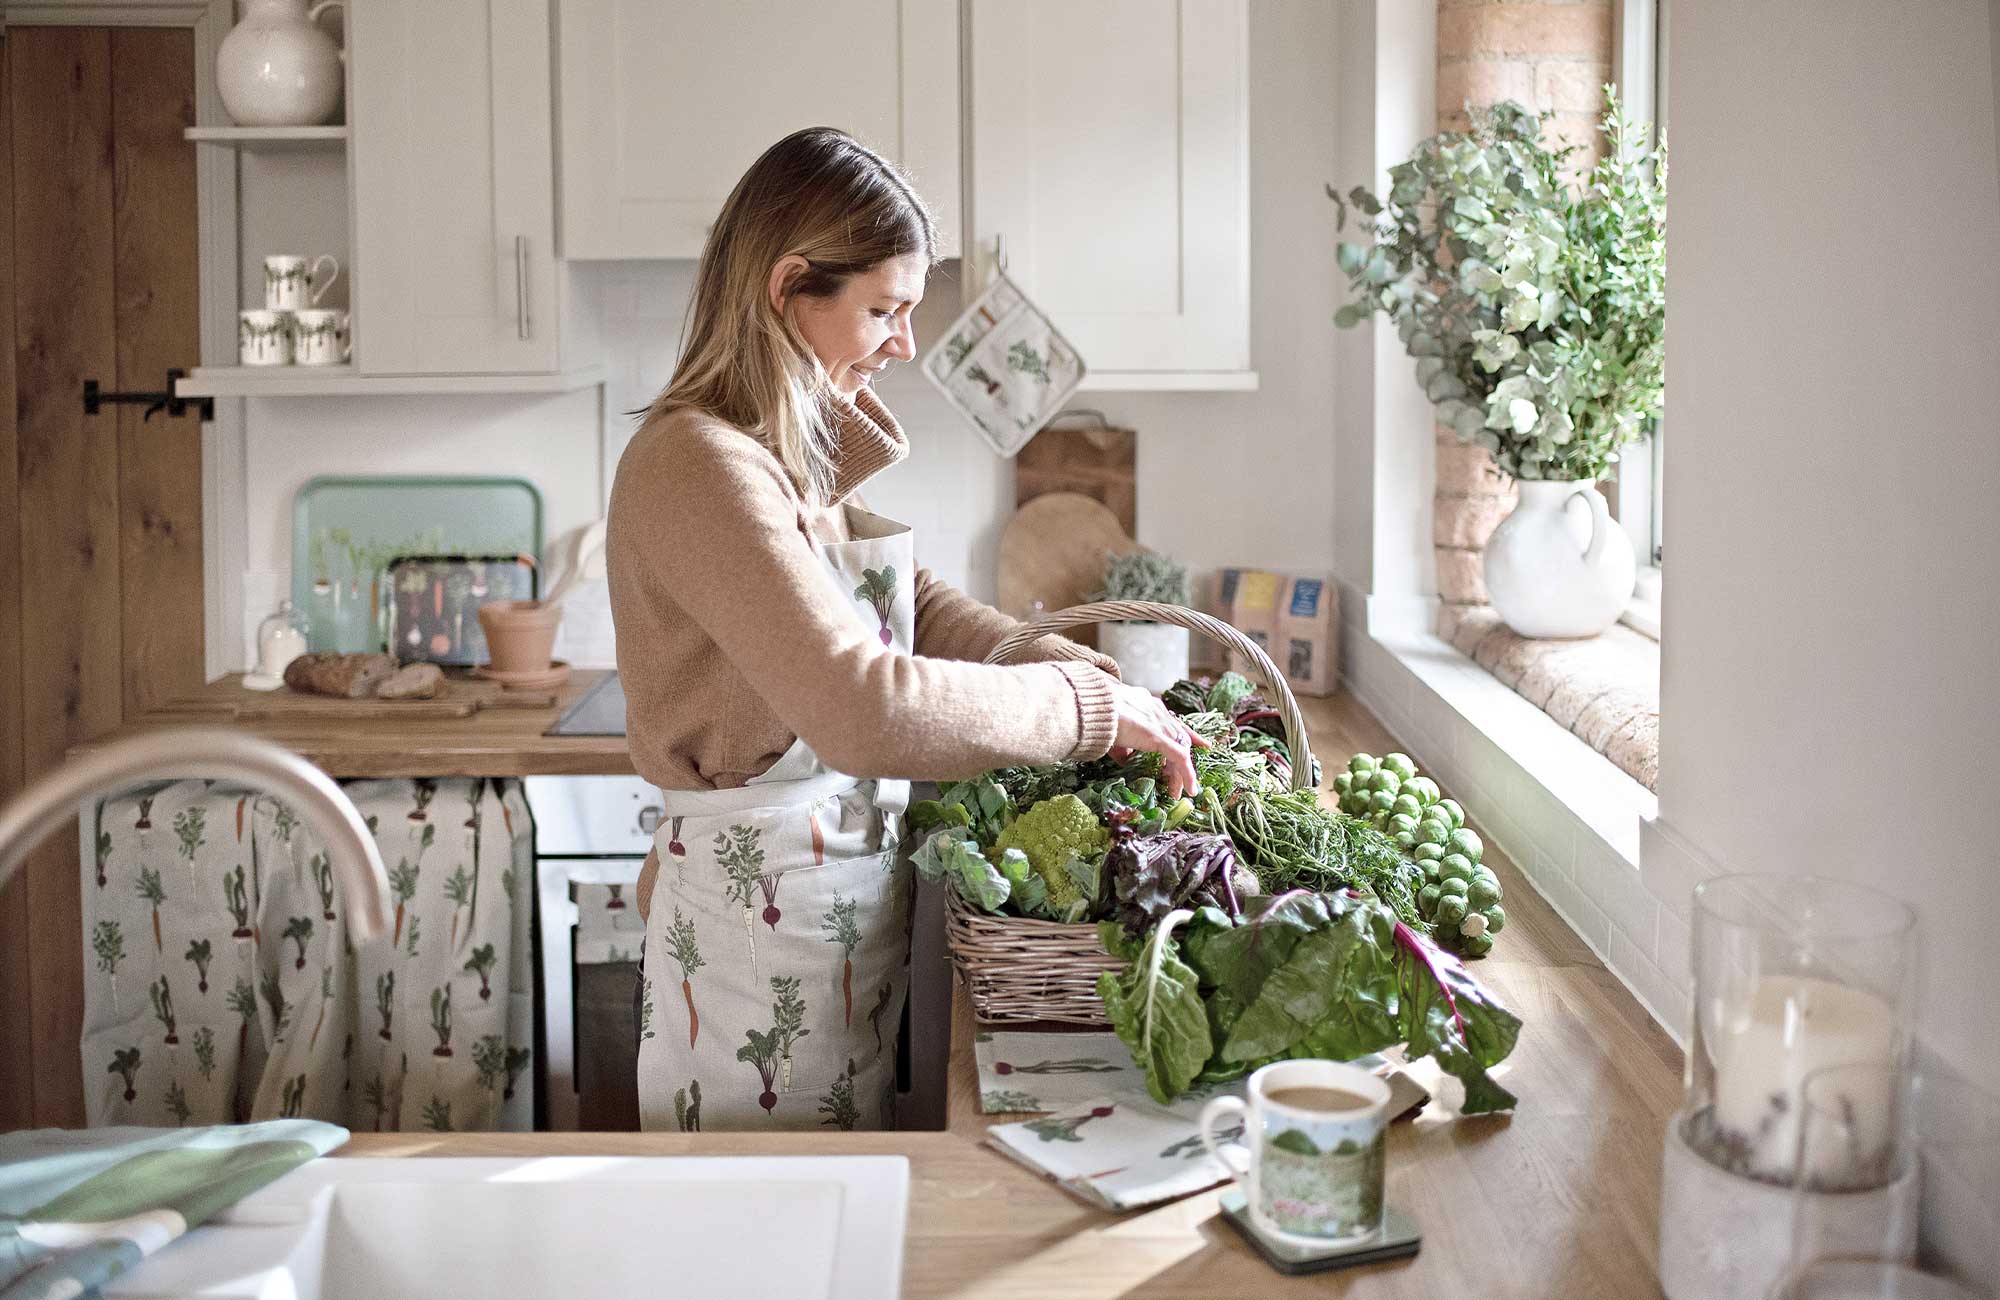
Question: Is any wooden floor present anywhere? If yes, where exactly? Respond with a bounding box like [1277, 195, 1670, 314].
[338, 688, 1685, 1299]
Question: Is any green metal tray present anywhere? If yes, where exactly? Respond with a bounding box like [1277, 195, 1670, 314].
[291, 475, 543, 653]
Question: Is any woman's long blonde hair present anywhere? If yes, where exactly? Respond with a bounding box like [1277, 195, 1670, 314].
[652, 127, 938, 506]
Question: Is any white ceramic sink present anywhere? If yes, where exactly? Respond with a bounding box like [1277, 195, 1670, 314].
[101, 1155, 909, 1300]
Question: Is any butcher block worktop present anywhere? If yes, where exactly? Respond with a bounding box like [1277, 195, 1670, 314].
[320, 692, 1681, 1299]
[72, 670, 634, 777]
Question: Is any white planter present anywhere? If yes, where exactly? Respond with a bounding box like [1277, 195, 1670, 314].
[1482, 478, 1636, 639]
[217, 0, 346, 128]
[1098, 622, 1190, 695]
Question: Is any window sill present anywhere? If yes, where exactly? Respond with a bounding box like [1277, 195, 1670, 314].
[1437, 604, 1660, 792]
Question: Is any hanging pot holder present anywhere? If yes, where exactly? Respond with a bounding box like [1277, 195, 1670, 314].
[923, 268, 1087, 458]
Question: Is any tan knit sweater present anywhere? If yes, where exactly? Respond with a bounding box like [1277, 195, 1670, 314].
[606, 386, 1123, 799]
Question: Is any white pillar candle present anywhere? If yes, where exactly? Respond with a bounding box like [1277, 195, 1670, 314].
[1709, 975, 1896, 1183]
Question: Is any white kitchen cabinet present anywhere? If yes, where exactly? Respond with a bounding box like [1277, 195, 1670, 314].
[556, 0, 960, 260]
[965, 0, 1254, 389]
[349, 0, 597, 376]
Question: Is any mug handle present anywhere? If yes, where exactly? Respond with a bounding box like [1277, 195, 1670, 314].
[309, 254, 340, 306]
[1199, 1095, 1252, 1188]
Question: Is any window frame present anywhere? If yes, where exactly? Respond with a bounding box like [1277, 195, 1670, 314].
[1614, 0, 1666, 634]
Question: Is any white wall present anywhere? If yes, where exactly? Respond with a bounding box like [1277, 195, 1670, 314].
[231, 0, 1348, 661]
[1657, 0, 2000, 1083]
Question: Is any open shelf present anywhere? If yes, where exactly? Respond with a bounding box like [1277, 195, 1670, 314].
[185, 125, 349, 151]
[176, 364, 607, 399]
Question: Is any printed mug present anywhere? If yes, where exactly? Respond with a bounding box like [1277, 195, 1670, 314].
[264, 253, 339, 311]
[238, 309, 293, 366]
[1200, 1058, 1392, 1247]
[292, 308, 350, 366]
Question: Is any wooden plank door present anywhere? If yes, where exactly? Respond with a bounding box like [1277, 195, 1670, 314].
[0, 25, 203, 1130]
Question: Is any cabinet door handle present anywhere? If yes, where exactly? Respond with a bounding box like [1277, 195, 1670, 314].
[515, 235, 530, 340]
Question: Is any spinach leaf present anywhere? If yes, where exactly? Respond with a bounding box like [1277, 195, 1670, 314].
[1095, 911, 1213, 1105]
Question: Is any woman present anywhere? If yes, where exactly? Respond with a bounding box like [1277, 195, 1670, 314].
[607, 127, 1199, 1132]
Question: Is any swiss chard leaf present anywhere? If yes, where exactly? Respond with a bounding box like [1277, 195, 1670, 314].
[1095, 911, 1212, 1105]
[1394, 922, 1523, 1114]
[1221, 897, 1400, 1062]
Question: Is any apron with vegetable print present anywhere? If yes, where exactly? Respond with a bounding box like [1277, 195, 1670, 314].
[637, 503, 915, 1132]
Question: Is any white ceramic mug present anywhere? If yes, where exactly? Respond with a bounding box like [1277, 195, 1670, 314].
[238, 309, 294, 366]
[292, 308, 350, 366]
[1200, 1059, 1392, 1248]
[264, 253, 339, 311]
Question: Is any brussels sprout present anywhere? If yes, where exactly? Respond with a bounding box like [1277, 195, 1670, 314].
[1388, 813, 1419, 836]
[1392, 794, 1424, 821]
[1417, 818, 1453, 847]
[1382, 753, 1418, 780]
[1460, 931, 1495, 958]
[1370, 790, 1398, 816]
[1333, 772, 1353, 794]
[1413, 841, 1445, 863]
[1405, 777, 1441, 804]
[1459, 911, 1489, 937]
[1394, 831, 1416, 851]
[1368, 770, 1403, 796]
[1419, 884, 1442, 913]
[1436, 798, 1466, 829]
[1439, 876, 1470, 899]
[1348, 754, 1377, 776]
[1468, 876, 1502, 909]
[1447, 828, 1484, 863]
[1439, 855, 1474, 883]
[1483, 904, 1506, 934]
[1436, 894, 1468, 927]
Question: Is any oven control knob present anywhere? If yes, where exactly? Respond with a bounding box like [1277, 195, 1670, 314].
[636, 805, 663, 835]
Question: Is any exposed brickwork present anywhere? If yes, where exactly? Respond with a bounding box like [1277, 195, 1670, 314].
[1445, 604, 1659, 790]
[1432, 0, 1613, 632]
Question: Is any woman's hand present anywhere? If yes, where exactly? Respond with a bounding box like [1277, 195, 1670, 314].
[1110, 682, 1207, 799]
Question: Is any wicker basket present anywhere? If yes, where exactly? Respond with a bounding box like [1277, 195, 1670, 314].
[943, 600, 1317, 1026]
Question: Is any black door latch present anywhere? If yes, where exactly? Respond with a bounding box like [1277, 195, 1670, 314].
[80, 368, 214, 422]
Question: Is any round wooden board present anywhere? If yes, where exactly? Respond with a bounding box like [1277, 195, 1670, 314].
[996, 492, 1142, 648]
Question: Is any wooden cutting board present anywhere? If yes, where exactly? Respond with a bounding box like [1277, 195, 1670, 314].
[1014, 421, 1136, 536]
[150, 676, 556, 720]
[996, 493, 1142, 650]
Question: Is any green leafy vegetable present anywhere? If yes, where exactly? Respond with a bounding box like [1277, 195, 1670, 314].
[1096, 912, 1213, 1105]
[912, 831, 1011, 913]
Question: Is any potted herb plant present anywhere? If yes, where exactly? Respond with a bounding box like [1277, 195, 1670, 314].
[1333, 93, 1666, 638]
[1090, 550, 1192, 692]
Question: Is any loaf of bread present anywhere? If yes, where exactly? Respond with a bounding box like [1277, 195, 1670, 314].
[282, 652, 398, 698]
[377, 662, 444, 700]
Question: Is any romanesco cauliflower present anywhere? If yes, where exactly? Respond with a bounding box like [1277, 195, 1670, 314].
[990, 794, 1108, 910]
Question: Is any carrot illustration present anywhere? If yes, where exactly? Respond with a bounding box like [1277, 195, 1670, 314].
[852, 566, 898, 645]
[443, 866, 472, 947]
[388, 858, 419, 948]
[136, 868, 165, 952]
[809, 801, 825, 866]
[821, 894, 860, 1026]
[235, 795, 247, 843]
[663, 908, 704, 1047]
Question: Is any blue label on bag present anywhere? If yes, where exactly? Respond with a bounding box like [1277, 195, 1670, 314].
[1289, 579, 1323, 617]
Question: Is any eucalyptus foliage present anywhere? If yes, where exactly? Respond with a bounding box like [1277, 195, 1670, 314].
[1331, 94, 1666, 482]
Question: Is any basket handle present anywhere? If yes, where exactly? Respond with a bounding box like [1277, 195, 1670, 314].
[982, 600, 1316, 793]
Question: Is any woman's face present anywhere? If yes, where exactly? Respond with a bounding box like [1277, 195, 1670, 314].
[772, 252, 927, 397]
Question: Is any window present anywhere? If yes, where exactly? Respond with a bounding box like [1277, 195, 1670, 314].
[1614, 0, 1666, 632]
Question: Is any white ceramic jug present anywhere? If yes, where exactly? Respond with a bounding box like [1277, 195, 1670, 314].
[1481, 479, 1636, 639]
[216, 0, 345, 128]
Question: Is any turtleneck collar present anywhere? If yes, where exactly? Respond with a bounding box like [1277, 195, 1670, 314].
[825, 385, 909, 505]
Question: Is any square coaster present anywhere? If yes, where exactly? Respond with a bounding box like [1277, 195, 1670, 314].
[1217, 1190, 1422, 1275]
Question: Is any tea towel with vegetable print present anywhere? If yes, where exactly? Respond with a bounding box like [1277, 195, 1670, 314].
[922, 269, 1086, 457]
[638, 502, 915, 1132]
[79, 778, 535, 1133]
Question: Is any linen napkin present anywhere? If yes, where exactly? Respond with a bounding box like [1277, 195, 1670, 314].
[922, 269, 1086, 457]
[0, 1119, 346, 1300]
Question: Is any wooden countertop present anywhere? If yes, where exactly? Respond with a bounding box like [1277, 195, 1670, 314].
[73, 669, 634, 777]
[329, 692, 1682, 1299]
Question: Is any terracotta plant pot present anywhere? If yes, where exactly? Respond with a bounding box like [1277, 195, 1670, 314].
[477, 600, 561, 672]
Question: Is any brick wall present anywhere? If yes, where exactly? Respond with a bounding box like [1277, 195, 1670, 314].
[1432, 0, 1613, 616]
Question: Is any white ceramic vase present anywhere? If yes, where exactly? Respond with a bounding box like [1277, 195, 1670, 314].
[1481, 479, 1635, 639]
[217, 0, 346, 128]
[1098, 622, 1190, 695]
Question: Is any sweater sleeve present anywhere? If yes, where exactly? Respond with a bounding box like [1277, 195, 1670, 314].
[911, 567, 1123, 679]
[609, 421, 1119, 781]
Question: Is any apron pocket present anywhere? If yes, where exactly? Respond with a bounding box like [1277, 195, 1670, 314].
[752, 845, 910, 1096]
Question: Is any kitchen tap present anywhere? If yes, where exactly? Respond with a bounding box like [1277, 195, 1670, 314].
[0, 728, 392, 939]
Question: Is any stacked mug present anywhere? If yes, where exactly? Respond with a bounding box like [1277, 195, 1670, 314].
[239, 254, 348, 366]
